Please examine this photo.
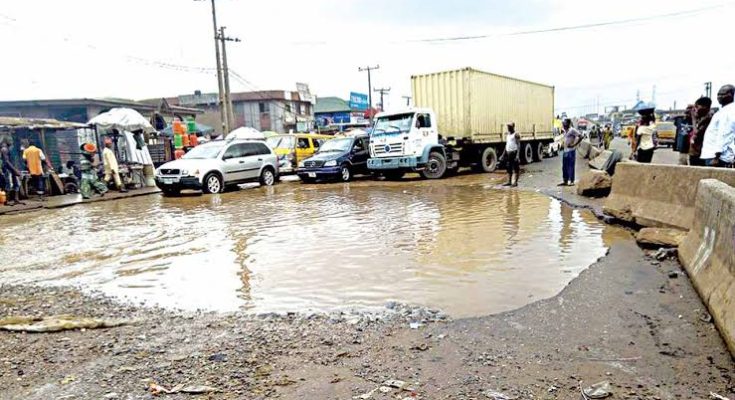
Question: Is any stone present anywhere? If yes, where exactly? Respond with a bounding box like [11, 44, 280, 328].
[636, 228, 687, 247]
[576, 171, 613, 197]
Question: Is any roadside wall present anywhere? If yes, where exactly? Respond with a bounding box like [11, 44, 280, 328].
[603, 163, 735, 230]
[678, 179, 735, 356]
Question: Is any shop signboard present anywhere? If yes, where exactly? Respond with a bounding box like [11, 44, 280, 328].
[349, 92, 369, 111]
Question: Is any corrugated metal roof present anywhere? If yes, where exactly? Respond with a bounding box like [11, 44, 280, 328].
[0, 117, 88, 130]
[315, 97, 350, 114]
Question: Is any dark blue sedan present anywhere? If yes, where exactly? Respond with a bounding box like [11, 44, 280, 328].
[297, 134, 370, 182]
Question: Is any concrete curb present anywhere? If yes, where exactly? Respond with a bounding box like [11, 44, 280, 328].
[679, 179, 735, 357]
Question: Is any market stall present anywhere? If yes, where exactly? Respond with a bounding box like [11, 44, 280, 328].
[88, 108, 156, 188]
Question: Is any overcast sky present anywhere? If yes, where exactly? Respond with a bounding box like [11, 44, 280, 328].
[1, 0, 734, 116]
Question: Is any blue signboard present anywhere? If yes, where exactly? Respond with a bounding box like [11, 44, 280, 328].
[349, 92, 369, 111]
[316, 112, 351, 127]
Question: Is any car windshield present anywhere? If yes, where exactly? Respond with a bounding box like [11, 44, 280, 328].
[317, 138, 352, 153]
[266, 136, 295, 149]
[373, 113, 413, 133]
[182, 142, 226, 159]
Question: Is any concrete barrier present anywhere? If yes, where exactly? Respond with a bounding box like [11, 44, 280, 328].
[678, 179, 735, 356]
[603, 163, 735, 230]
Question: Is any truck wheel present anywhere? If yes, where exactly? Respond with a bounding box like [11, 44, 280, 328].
[384, 171, 405, 180]
[521, 143, 534, 165]
[479, 147, 498, 173]
[421, 151, 447, 179]
[533, 143, 544, 162]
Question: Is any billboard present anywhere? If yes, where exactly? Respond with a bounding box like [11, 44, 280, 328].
[349, 92, 369, 111]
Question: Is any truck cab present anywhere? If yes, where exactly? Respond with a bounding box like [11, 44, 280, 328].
[368, 109, 453, 179]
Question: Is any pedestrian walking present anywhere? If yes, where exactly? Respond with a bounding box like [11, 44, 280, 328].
[79, 143, 108, 199]
[701, 85, 735, 168]
[102, 138, 127, 192]
[631, 108, 657, 163]
[559, 119, 582, 186]
[1, 141, 23, 206]
[501, 122, 521, 187]
[21, 139, 47, 195]
[689, 97, 713, 166]
[603, 124, 614, 150]
[674, 105, 694, 165]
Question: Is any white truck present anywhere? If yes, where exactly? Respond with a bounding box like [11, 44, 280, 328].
[368, 67, 555, 179]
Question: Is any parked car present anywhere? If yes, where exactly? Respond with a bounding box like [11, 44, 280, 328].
[265, 133, 333, 174]
[297, 134, 370, 183]
[155, 138, 279, 196]
[543, 131, 564, 157]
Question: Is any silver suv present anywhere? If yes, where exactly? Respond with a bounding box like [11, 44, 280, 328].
[155, 139, 279, 196]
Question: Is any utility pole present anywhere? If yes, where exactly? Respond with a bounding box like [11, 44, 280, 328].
[705, 82, 712, 98]
[219, 26, 240, 133]
[196, 0, 228, 135]
[402, 96, 412, 107]
[374, 88, 391, 111]
[358, 65, 379, 122]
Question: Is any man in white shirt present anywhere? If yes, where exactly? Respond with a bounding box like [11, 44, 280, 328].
[501, 122, 521, 187]
[701, 85, 735, 168]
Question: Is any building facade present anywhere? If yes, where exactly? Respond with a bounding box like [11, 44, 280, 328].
[169, 88, 315, 135]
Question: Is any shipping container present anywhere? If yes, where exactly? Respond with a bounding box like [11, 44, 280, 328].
[411, 67, 555, 143]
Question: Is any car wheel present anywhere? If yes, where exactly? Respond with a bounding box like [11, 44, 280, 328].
[340, 165, 352, 182]
[479, 147, 498, 173]
[421, 151, 447, 179]
[260, 167, 276, 186]
[203, 173, 222, 194]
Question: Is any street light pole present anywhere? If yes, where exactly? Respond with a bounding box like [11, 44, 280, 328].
[359, 65, 379, 123]
[197, 0, 228, 135]
[219, 26, 240, 133]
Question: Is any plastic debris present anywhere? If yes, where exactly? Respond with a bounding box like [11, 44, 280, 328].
[0, 315, 130, 333]
[409, 322, 423, 329]
[485, 389, 514, 399]
[710, 393, 730, 400]
[582, 381, 612, 399]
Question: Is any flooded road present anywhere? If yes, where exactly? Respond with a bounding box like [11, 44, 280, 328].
[0, 175, 629, 318]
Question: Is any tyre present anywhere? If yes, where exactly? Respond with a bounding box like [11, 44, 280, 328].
[203, 172, 223, 194]
[339, 164, 352, 182]
[384, 171, 405, 180]
[521, 143, 534, 165]
[479, 147, 498, 173]
[259, 167, 276, 186]
[533, 143, 544, 162]
[421, 151, 447, 179]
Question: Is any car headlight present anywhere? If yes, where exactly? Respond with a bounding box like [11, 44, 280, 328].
[324, 160, 337, 167]
[192, 169, 200, 177]
[298, 161, 305, 168]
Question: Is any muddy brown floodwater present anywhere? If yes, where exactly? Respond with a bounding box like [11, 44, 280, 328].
[0, 175, 629, 318]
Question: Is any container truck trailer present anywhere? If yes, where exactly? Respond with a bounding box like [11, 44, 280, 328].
[368, 67, 555, 179]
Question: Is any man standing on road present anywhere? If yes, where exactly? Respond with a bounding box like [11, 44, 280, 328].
[21, 139, 46, 196]
[1, 141, 23, 206]
[701, 85, 735, 168]
[689, 97, 713, 166]
[102, 138, 127, 193]
[559, 119, 582, 186]
[501, 122, 521, 187]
